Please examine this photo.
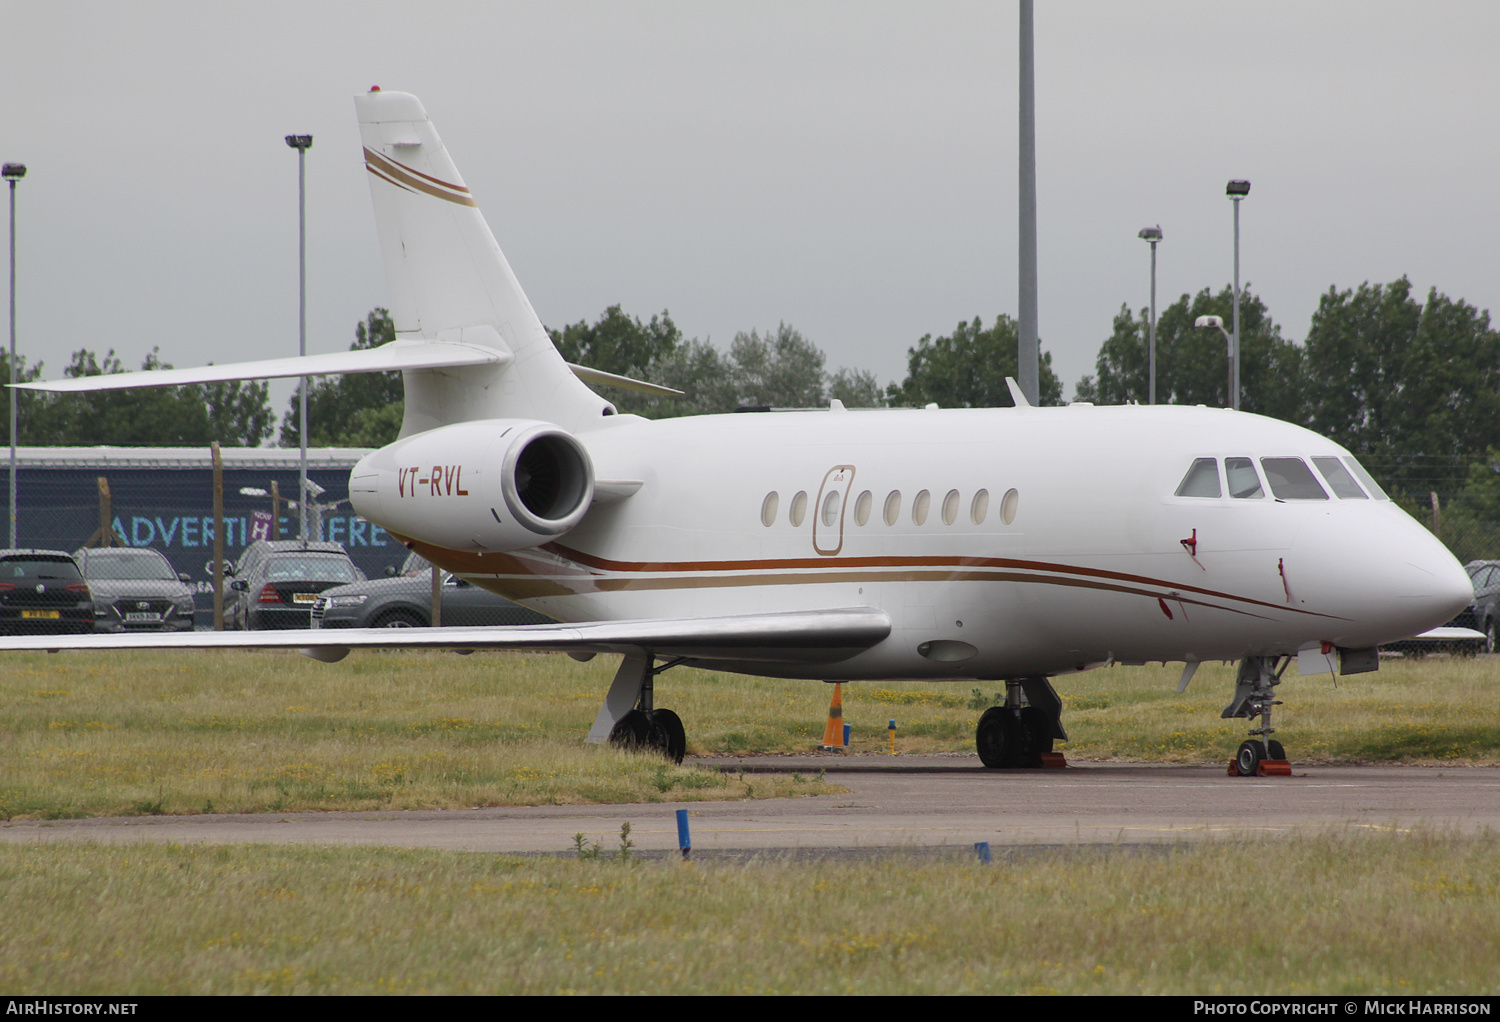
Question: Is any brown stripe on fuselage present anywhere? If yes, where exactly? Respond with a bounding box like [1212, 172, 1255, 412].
[393, 535, 1322, 622]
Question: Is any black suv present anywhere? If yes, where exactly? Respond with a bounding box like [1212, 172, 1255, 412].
[311, 552, 552, 629]
[225, 540, 365, 630]
[0, 549, 94, 635]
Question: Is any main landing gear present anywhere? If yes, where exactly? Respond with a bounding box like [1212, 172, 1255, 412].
[976, 677, 1068, 769]
[586, 653, 687, 764]
[1223, 655, 1292, 777]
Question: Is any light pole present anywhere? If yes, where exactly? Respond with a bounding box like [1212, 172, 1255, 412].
[285, 134, 312, 544]
[1137, 226, 1162, 404]
[1226, 179, 1250, 411]
[1194, 314, 1234, 408]
[4, 161, 27, 548]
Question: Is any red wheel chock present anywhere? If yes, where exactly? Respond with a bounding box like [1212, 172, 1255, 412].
[1039, 752, 1067, 769]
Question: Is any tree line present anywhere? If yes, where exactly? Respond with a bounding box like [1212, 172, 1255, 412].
[11, 276, 1500, 552]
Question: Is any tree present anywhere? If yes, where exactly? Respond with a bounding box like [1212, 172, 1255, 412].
[886, 315, 1063, 408]
[729, 324, 827, 408]
[1300, 278, 1500, 497]
[19, 349, 271, 447]
[1075, 286, 1302, 421]
[548, 305, 688, 418]
[279, 308, 403, 448]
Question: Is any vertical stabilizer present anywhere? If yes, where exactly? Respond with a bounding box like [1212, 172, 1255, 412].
[355, 89, 612, 435]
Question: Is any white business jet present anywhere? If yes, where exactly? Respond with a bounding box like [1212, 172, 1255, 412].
[7, 90, 1474, 776]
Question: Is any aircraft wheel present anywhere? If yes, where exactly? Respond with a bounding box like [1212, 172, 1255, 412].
[650, 709, 687, 764]
[609, 709, 651, 750]
[1018, 706, 1053, 765]
[1266, 739, 1286, 761]
[976, 707, 1026, 769]
[1236, 740, 1264, 777]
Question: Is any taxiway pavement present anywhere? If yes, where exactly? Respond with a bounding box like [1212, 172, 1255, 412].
[1, 756, 1496, 855]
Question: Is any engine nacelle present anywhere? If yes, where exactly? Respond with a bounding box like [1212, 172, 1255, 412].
[349, 419, 594, 552]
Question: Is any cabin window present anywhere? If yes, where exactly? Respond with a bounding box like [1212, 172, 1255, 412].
[821, 490, 842, 527]
[1000, 488, 1019, 525]
[1260, 458, 1328, 500]
[1225, 458, 1264, 499]
[1311, 456, 1368, 499]
[789, 490, 808, 527]
[760, 492, 779, 527]
[1343, 456, 1390, 500]
[883, 490, 902, 526]
[912, 490, 931, 526]
[1175, 458, 1222, 498]
[942, 490, 960, 525]
[970, 489, 990, 524]
[854, 490, 872, 526]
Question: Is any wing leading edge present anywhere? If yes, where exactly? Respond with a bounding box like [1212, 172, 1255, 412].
[0, 608, 892, 664]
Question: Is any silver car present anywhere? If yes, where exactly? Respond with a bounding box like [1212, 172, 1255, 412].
[72, 547, 196, 633]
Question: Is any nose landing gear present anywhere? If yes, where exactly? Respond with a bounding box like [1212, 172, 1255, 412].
[1224, 656, 1292, 777]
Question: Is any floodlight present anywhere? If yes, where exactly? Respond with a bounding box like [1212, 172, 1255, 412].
[1226, 179, 1250, 197]
[1195, 315, 1224, 329]
[1137, 226, 1163, 242]
[284, 135, 313, 150]
[1, 164, 24, 181]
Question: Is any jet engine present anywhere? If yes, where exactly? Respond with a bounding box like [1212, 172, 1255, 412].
[349, 419, 595, 552]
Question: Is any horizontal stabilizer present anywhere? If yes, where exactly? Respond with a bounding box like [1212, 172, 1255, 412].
[565, 363, 683, 397]
[0, 608, 891, 663]
[10, 340, 508, 393]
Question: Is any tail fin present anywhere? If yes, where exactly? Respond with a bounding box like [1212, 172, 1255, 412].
[356, 88, 612, 435]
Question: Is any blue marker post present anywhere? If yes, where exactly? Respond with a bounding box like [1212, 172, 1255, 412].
[676, 808, 691, 862]
[974, 841, 992, 865]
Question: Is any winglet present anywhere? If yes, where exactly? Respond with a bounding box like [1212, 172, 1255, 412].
[1005, 377, 1031, 407]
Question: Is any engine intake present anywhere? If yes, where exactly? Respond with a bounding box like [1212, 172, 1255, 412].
[349, 419, 595, 552]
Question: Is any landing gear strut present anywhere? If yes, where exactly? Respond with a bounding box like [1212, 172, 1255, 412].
[976, 677, 1067, 769]
[587, 654, 688, 764]
[1223, 656, 1291, 777]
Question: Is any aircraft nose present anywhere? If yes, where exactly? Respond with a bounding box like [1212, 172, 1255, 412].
[1293, 508, 1473, 645]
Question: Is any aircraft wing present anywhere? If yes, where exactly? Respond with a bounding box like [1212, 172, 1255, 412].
[0, 608, 892, 664]
[10, 340, 507, 393]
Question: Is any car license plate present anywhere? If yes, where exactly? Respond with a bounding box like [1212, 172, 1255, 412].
[125, 612, 162, 622]
[21, 610, 60, 619]
[292, 593, 317, 605]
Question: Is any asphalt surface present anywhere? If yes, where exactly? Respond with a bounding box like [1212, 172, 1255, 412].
[2, 755, 1497, 857]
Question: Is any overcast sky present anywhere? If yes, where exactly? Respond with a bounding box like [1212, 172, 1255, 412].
[4, 1, 1498, 426]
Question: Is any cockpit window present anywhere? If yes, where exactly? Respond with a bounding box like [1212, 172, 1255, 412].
[1175, 458, 1222, 498]
[1311, 456, 1368, 499]
[1225, 458, 1264, 499]
[1342, 456, 1390, 500]
[1260, 458, 1329, 500]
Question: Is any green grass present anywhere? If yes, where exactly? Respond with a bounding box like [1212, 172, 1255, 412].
[0, 831, 1496, 994]
[1, 650, 1498, 820]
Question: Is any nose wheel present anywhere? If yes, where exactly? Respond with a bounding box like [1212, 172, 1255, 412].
[1224, 657, 1292, 777]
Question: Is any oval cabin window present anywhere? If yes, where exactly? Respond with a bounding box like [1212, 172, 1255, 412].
[760, 491, 779, 527]
[912, 490, 931, 526]
[789, 491, 808, 527]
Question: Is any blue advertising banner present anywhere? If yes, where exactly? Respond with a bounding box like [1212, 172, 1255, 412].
[13, 452, 406, 616]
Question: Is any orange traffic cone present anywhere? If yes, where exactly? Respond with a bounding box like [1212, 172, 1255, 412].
[819, 682, 845, 750]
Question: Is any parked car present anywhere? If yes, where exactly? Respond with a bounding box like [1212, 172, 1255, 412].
[0, 549, 93, 635]
[311, 552, 552, 629]
[1461, 560, 1500, 652]
[225, 540, 366, 630]
[72, 546, 196, 632]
